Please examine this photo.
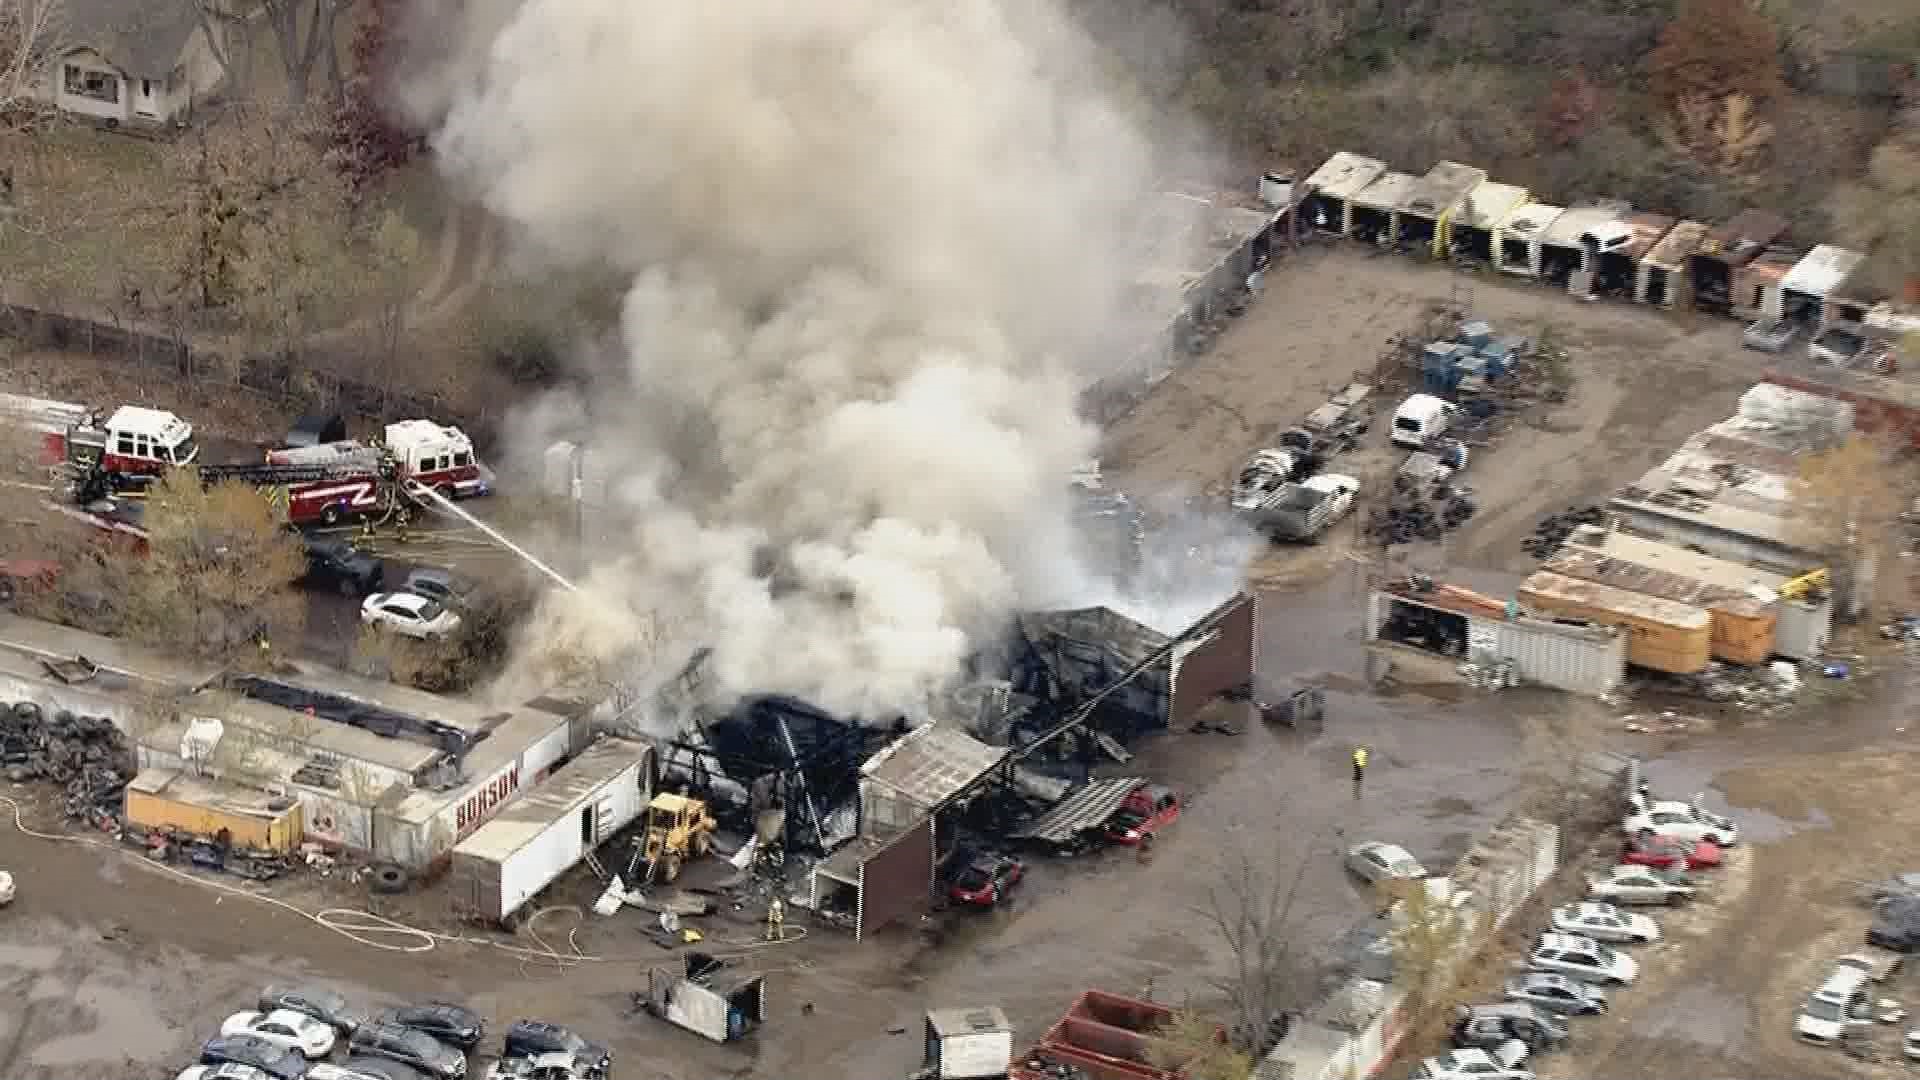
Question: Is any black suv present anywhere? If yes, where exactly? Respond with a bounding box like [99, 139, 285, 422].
[503, 1021, 611, 1078]
[1869, 896, 1920, 952]
[302, 538, 384, 596]
[1452, 1003, 1569, 1053]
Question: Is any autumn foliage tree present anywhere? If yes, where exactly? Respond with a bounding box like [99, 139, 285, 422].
[117, 470, 307, 667]
[1645, 0, 1785, 171]
[1646, 0, 1785, 109]
[331, 0, 420, 192]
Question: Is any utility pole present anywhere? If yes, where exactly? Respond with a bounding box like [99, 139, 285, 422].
[570, 444, 586, 575]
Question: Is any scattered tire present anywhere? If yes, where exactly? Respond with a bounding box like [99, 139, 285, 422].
[369, 863, 410, 894]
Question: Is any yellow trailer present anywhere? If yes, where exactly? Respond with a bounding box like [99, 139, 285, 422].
[124, 768, 304, 852]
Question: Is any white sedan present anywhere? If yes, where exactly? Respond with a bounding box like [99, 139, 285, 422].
[219, 1009, 339, 1059]
[1549, 901, 1660, 944]
[1411, 1045, 1532, 1080]
[1587, 866, 1698, 906]
[360, 592, 462, 640]
[0, 869, 14, 906]
[1624, 798, 1738, 847]
[1346, 841, 1428, 886]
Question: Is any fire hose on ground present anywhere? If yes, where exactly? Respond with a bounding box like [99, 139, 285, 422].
[0, 794, 808, 967]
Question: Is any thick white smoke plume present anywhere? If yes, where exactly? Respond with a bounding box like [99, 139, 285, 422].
[413, 0, 1240, 717]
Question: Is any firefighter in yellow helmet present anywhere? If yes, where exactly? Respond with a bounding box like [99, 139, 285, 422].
[1351, 745, 1369, 800]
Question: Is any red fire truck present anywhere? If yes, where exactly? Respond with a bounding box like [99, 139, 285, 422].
[0, 395, 198, 479]
[267, 420, 492, 501]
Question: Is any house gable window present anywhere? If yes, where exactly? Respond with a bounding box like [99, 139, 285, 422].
[63, 64, 120, 103]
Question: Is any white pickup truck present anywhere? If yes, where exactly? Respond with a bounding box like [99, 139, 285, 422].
[1252, 473, 1359, 542]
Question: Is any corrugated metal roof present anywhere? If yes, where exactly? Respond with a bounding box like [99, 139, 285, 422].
[1454, 182, 1529, 230]
[1542, 550, 1770, 616]
[1561, 530, 1794, 594]
[1543, 205, 1628, 248]
[1520, 570, 1712, 629]
[1011, 776, 1146, 842]
[1498, 202, 1564, 238]
[1400, 161, 1489, 219]
[1701, 210, 1790, 263]
[1620, 213, 1676, 259]
[1349, 171, 1420, 211]
[449, 737, 647, 860]
[860, 724, 1008, 809]
[128, 767, 292, 819]
[1642, 221, 1711, 270]
[1744, 248, 1802, 285]
[1304, 152, 1388, 200]
[1781, 244, 1867, 298]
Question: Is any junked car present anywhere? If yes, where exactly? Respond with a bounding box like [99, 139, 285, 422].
[1452, 1003, 1568, 1053]
[177, 1065, 277, 1080]
[1623, 797, 1739, 847]
[259, 986, 369, 1036]
[1503, 972, 1609, 1017]
[199, 1034, 311, 1080]
[308, 1065, 421, 1080]
[1409, 1045, 1532, 1080]
[1796, 963, 1873, 1046]
[1868, 896, 1920, 953]
[381, 1002, 486, 1050]
[1586, 866, 1698, 906]
[1345, 841, 1427, 887]
[0, 868, 13, 906]
[220, 1009, 340, 1059]
[1549, 902, 1659, 944]
[1527, 932, 1638, 986]
[501, 1022, 611, 1080]
[350, 1021, 467, 1080]
[1620, 833, 1721, 871]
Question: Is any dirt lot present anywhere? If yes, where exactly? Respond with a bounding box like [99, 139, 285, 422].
[0, 631, 1538, 1080]
[1100, 246, 1765, 585]
[0, 243, 1899, 1080]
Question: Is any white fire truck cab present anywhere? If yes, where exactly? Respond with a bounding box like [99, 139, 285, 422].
[384, 420, 490, 498]
[70, 405, 198, 481]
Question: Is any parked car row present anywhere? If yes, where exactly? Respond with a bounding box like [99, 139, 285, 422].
[176, 986, 610, 1080]
[1413, 791, 1743, 1080]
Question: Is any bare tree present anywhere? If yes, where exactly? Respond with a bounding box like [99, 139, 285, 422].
[256, 0, 344, 106]
[0, 0, 68, 122]
[1518, 709, 1608, 837]
[1200, 831, 1335, 1052]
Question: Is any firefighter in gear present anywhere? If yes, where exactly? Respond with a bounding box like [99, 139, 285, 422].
[1351, 745, 1369, 799]
[765, 897, 786, 942]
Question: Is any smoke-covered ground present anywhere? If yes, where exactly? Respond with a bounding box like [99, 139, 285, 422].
[403, 0, 1256, 717]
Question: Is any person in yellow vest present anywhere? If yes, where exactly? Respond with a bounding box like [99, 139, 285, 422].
[765, 897, 786, 942]
[1351, 745, 1369, 800]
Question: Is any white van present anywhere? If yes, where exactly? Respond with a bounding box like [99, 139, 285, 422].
[1796, 964, 1871, 1045]
[1392, 394, 1459, 448]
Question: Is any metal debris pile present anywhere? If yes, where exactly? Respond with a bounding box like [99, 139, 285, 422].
[1523, 505, 1607, 558]
[1680, 660, 1804, 713]
[0, 701, 135, 820]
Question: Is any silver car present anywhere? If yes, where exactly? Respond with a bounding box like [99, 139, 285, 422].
[1586, 866, 1697, 906]
[1527, 932, 1638, 986]
[1503, 972, 1609, 1017]
[1346, 841, 1427, 886]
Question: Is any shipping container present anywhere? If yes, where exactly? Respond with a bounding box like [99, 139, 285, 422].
[644, 954, 767, 1043]
[448, 737, 652, 923]
[1366, 586, 1626, 697]
[1462, 612, 1628, 697]
[925, 1008, 1014, 1080]
[124, 768, 304, 852]
[1542, 549, 1775, 666]
[1519, 571, 1713, 674]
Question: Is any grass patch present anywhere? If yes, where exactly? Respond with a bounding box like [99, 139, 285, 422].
[0, 120, 176, 310]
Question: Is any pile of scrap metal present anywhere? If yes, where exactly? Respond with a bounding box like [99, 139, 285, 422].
[0, 700, 134, 822]
[650, 656, 881, 856]
[116, 823, 292, 881]
[1364, 466, 1476, 546]
[1523, 505, 1607, 558]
